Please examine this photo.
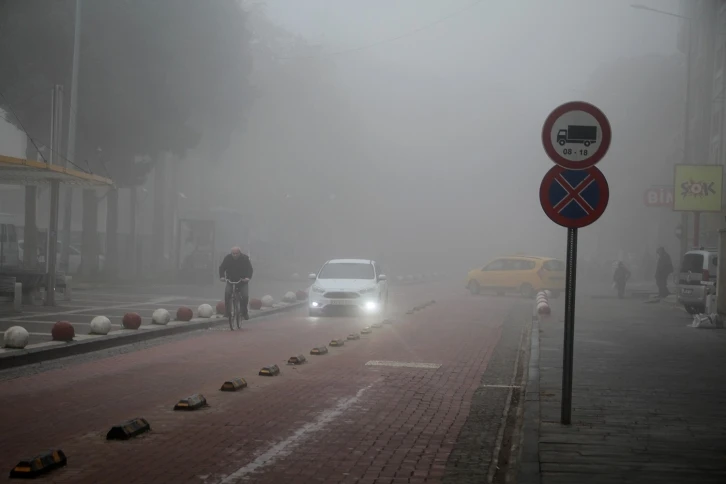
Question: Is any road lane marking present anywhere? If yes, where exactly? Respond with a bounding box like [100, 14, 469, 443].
[480, 384, 522, 389]
[365, 360, 441, 369]
[216, 383, 374, 483]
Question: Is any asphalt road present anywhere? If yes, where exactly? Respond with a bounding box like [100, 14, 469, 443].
[0, 282, 531, 484]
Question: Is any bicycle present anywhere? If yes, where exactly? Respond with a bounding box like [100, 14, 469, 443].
[225, 278, 248, 330]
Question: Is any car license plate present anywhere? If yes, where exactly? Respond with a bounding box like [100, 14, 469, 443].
[330, 300, 355, 305]
[682, 288, 693, 295]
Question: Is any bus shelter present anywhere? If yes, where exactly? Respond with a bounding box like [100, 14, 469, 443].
[0, 154, 114, 305]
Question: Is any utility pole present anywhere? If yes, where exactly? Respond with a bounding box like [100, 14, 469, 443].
[46, 85, 64, 306]
[61, 0, 82, 272]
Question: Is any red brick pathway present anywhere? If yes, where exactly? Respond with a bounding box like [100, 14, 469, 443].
[0, 286, 514, 483]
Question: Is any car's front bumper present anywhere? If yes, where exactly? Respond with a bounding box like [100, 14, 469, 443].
[309, 295, 382, 314]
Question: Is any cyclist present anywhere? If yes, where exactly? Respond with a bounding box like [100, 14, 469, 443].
[219, 247, 253, 320]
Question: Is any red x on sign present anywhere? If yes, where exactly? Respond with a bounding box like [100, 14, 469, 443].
[540, 165, 609, 229]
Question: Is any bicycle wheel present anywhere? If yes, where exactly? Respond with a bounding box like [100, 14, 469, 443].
[235, 296, 242, 329]
[228, 296, 234, 330]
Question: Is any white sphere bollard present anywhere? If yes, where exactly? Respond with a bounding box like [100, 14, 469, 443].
[152, 308, 171, 325]
[198, 304, 214, 318]
[261, 295, 274, 308]
[291, 273, 301, 281]
[283, 291, 297, 303]
[396, 275, 404, 282]
[406, 275, 414, 281]
[90, 316, 112, 335]
[3, 326, 29, 349]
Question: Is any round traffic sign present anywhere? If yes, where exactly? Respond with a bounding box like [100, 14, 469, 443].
[541, 101, 611, 170]
[540, 165, 609, 229]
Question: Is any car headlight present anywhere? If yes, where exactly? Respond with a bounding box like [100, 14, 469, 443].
[312, 285, 325, 294]
[359, 286, 377, 294]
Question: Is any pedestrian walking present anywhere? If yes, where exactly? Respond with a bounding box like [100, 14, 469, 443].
[655, 247, 673, 299]
[613, 261, 631, 299]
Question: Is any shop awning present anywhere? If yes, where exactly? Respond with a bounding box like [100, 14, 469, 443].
[0, 154, 114, 187]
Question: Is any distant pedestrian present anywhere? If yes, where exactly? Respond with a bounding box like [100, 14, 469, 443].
[655, 247, 673, 298]
[613, 261, 631, 299]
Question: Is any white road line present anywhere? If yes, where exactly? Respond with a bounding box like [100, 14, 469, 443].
[216, 384, 374, 483]
[480, 384, 522, 389]
[0, 296, 180, 322]
[365, 360, 442, 369]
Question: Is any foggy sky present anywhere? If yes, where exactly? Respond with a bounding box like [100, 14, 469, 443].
[0, 0, 684, 276]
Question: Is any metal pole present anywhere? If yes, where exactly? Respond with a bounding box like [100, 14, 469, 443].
[561, 227, 578, 425]
[694, 212, 701, 247]
[680, 17, 692, 260]
[61, 0, 82, 272]
[46, 85, 64, 306]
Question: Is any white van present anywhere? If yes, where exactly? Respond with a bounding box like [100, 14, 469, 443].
[0, 213, 21, 269]
[677, 248, 718, 314]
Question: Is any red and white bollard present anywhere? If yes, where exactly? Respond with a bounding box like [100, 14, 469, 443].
[536, 291, 551, 316]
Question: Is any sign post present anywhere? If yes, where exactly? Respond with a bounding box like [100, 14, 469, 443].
[541, 101, 611, 425]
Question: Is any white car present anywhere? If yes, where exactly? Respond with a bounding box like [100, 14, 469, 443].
[308, 259, 389, 317]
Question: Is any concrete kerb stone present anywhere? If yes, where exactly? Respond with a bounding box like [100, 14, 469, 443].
[0, 301, 307, 371]
[517, 317, 541, 484]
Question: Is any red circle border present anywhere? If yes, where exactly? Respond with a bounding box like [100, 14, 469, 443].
[541, 101, 612, 170]
[539, 165, 610, 229]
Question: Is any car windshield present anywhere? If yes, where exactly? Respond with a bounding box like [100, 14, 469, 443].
[318, 263, 375, 280]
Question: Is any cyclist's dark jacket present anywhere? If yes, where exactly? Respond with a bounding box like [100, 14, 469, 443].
[219, 253, 253, 281]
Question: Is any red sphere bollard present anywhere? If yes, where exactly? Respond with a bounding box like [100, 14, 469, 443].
[122, 312, 142, 330]
[52, 321, 75, 341]
[176, 306, 193, 321]
[249, 298, 263, 310]
[296, 290, 308, 301]
[216, 301, 226, 315]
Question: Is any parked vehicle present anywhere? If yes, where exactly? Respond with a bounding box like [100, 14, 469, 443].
[677, 248, 717, 314]
[466, 255, 565, 298]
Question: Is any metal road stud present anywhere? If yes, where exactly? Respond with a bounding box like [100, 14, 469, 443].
[9, 450, 67, 479]
[106, 418, 151, 441]
[360, 327, 372, 334]
[220, 378, 248, 392]
[259, 364, 281, 376]
[310, 346, 328, 355]
[347, 333, 360, 340]
[329, 338, 345, 347]
[173, 393, 207, 411]
[371, 322, 382, 329]
[287, 354, 307, 365]
[382, 319, 393, 325]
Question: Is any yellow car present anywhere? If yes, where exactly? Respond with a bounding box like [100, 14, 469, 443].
[466, 256, 565, 298]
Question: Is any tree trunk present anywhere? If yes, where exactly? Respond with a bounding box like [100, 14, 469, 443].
[60, 186, 73, 272]
[23, 137, 38, 269]
[106, 187, 119, 278]
[80, 188, 99, 277]
[128, 186, 137, 279]
[152, 157, 166, 273]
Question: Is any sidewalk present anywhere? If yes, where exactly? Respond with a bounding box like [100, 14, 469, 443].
[519, 293, 726, 483]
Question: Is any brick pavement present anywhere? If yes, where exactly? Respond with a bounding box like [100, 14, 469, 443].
[522, 294, 726, 484]
[0, 284, 528, 484]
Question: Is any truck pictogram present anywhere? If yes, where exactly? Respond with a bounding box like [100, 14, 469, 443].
[557, 125, 598, 147]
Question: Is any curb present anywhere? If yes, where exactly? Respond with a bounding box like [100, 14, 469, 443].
[0, 302, 306, 371]
[517, 317, 541, 484]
